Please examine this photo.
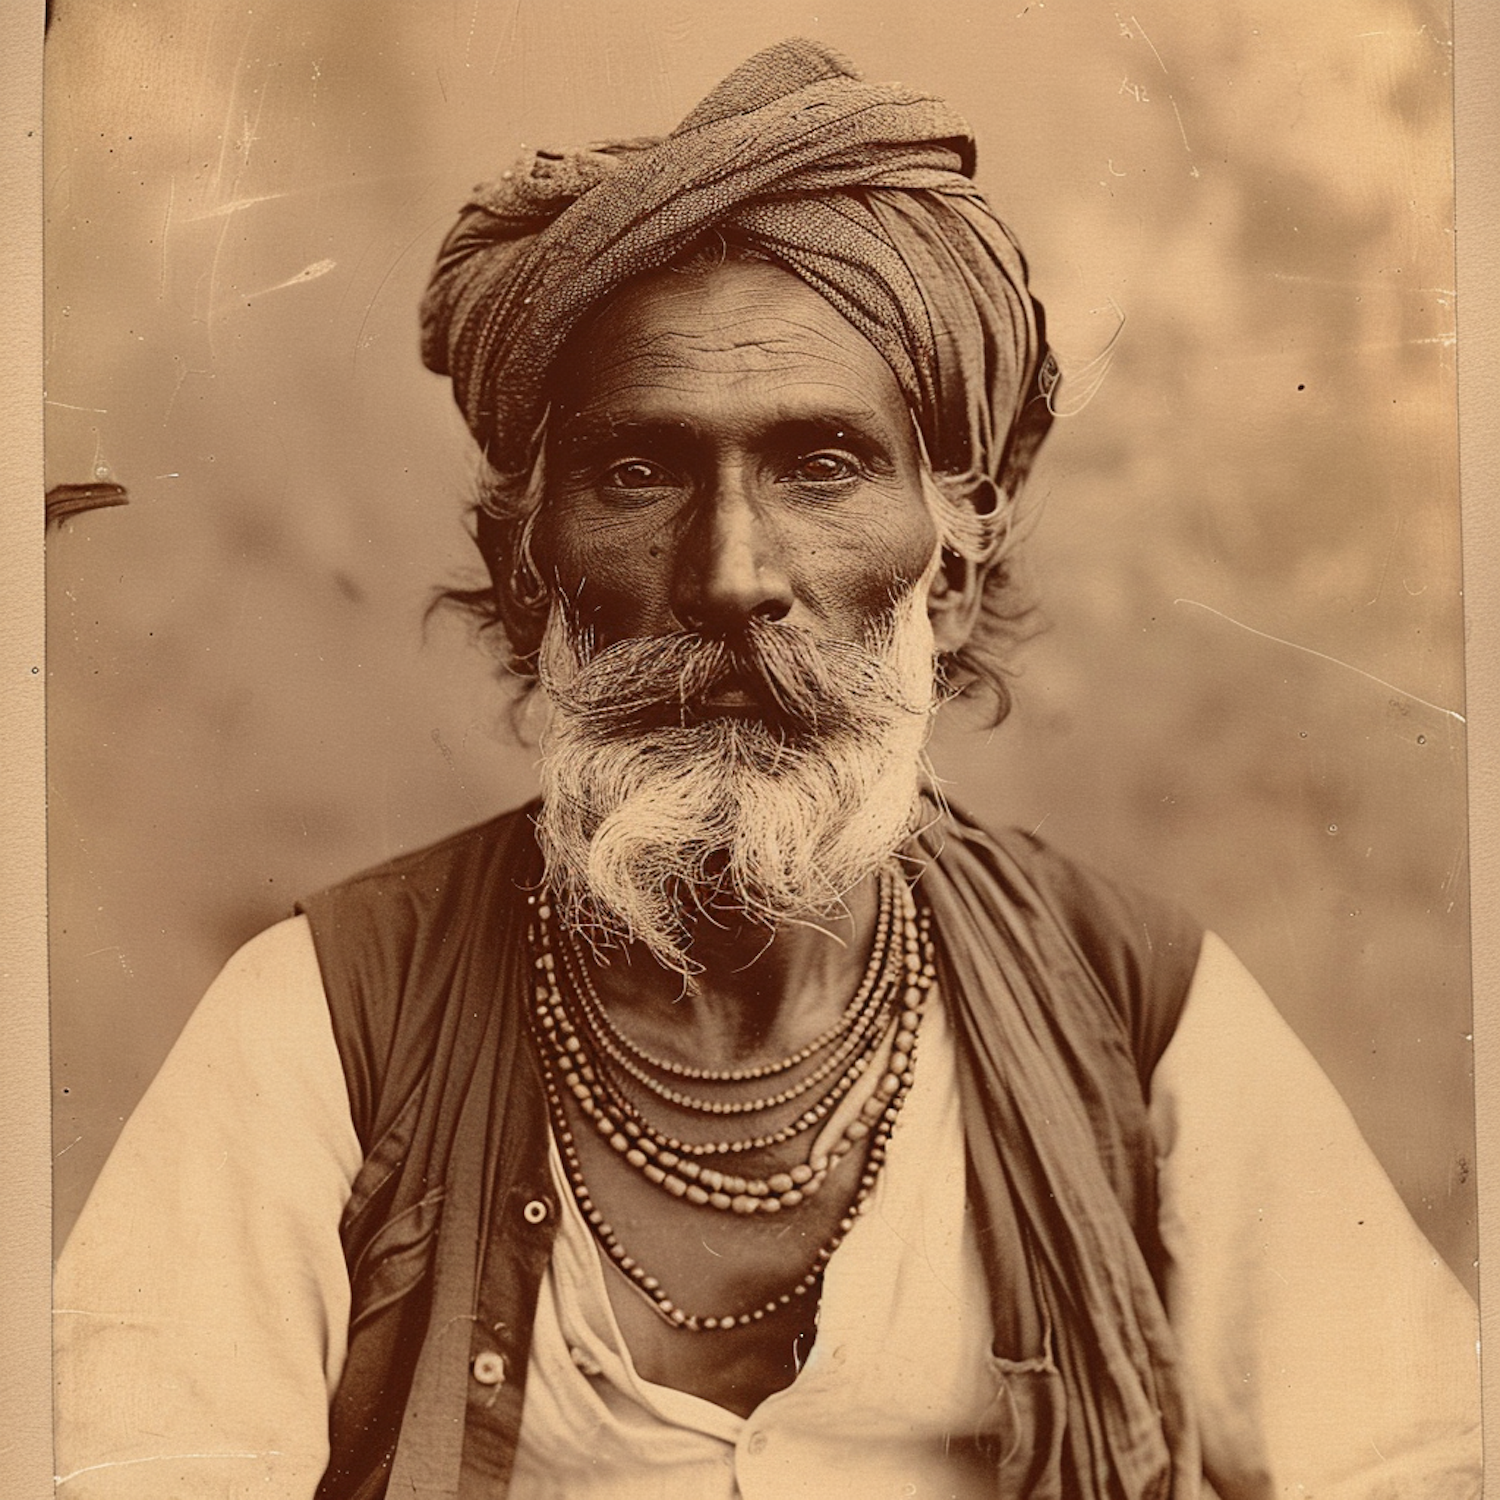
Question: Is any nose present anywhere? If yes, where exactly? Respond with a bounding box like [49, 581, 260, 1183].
[670, 474, 793, 634]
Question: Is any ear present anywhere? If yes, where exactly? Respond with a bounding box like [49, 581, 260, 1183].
[926, 548, 985, 655]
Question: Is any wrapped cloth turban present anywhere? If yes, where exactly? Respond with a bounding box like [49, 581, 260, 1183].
[420, 37, 1058, 543]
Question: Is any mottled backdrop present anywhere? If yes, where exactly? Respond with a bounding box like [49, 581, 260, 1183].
[45, 0, 1471, 1286]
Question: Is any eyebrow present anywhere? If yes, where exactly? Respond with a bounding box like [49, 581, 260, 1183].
[550, 411, 900, 462]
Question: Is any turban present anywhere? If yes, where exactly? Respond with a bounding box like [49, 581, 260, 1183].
[420, 38, 1058, 536]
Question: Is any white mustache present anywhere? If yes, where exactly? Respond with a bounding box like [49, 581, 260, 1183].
[541, 615, 926, 741]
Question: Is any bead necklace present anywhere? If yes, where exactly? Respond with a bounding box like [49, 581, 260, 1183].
[555, 1008, 886, 1158]
[553, 923, 900, 1117]
[560, 864, 899, 1084]
[533, 896, 933, 1333]
[529, 880, 933, 1221]
[536, 969, 921, 1212]
[534, 909, 927, 1197]
[540, 1055, 914, 1332]
[535, 865, 911, 1132]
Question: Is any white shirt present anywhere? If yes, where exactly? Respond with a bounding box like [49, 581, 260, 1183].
[53, 920, 1480, 1498]
[512, 993, 1006, 1500]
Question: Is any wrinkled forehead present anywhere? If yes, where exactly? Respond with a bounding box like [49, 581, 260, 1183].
[545, 257, 917, 448]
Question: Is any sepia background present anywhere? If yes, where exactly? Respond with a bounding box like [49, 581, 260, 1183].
[45, 0, 1472, 1287]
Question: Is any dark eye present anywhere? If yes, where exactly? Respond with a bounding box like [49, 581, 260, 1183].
[603, 459, 675, 490]
[786, 451, 860, 483]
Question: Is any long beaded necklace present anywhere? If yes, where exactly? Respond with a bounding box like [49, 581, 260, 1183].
[527, 874, 936, 1332]
[540, 1055, 911, 1331]
[552, 991, 890, 1160]
[535, 909, 923, 1205]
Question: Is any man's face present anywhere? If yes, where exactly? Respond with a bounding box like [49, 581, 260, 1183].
[528, 258, 952, 969]
[539, 256, 941, 665]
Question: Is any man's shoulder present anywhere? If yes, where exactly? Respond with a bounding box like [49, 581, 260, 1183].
[293, 800, 543, 1006]
[926, 802, 1200, 952]
[923, 804, 1204, 1081]
[294, 802, 543, 1141]
[298, 800, 541, 920]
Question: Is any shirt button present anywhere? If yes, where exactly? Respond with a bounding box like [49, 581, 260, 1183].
[522, 1198, 549, 1224]
[746, 1431, 768, 1456]
[472, 1350, 507, 1386]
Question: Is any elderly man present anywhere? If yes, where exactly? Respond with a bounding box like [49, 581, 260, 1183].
[55, 39, 1477, 1500]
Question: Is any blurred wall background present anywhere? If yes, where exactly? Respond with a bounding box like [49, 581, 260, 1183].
[45, 0, 1472, 1288]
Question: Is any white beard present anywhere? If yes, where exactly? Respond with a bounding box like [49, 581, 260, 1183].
[533, 574, 941, 974]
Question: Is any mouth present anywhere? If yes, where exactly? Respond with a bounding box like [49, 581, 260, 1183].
[558, 628, 849, 741]
[676, 689, 785, 730]
[691, 682, 760, 714]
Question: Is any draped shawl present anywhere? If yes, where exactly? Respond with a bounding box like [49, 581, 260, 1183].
[420, 38, 1058, 525]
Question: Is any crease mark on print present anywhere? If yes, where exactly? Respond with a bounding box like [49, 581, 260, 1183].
[1172, 599, 1465, 723]
[56, 1453, 285, 1486]
[212, 259, 338, 319]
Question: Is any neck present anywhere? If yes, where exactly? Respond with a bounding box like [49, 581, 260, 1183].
[578, 872, 884, 1069]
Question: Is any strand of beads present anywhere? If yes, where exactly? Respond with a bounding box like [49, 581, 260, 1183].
[531, 882, 902, 1155]
[558, 1006, 886, 1158]
[535, 950, 928, 1333]
[537, 918, 926, 1202]
[535, 964, 911, 1212]
[528, 878, 935, 1217]
[551, 911, 901, 1116]
[559, 864, 898, 1084]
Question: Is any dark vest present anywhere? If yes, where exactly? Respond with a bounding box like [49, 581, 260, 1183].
[299, 802, 1203, 1499]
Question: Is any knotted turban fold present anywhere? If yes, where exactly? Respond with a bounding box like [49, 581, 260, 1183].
[420, 38, 1057, 531]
